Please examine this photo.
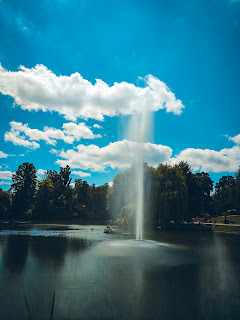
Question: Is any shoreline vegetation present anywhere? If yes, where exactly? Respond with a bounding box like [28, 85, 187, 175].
[1, 219, 240, 234]
[0, 161, 240, 234]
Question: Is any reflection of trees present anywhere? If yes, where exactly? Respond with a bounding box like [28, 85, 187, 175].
[30, 237, 89, 270]
[3, 235, 29, 274]
[68, 238, 88, 253]
[1, 233, 89, 276]
[30, 237, 68, 269]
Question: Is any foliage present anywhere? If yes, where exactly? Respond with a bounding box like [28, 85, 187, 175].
[1, 161, 239, 225]
[11, 163, 37, 218]
[117, 204, 135, 230]
[0, 188, 10, 219]
[213, 175, 236, 215]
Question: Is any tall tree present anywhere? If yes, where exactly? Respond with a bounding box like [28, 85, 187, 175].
[235, 167, 240, 212]
[156, 164, 189, 227]
[45, 165, 72, 218]
[176, 161, 201, 218]
[213, 175, 236, 215]
[32, 177, 54, 219]
[0, 188, 10, 219]
[195, 172, 214, 216]
[11, 163, 37, 218]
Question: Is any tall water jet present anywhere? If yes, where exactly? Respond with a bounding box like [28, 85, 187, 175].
[128, 111, 152, 241]
[136, 141, 144, 240]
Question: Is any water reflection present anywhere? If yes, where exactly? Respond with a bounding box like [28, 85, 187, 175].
[198, 234, 239, 319]
[2, 235, 29, 274]
[30, 236, 68, 270]
[31, 236, 89, 270]
[0, 225, 239, 319]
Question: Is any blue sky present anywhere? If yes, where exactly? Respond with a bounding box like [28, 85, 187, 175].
[0, 0, 240, 189]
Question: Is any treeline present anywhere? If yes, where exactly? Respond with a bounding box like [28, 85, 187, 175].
[108, 161, 240, 228]
[0, 161, 240, 227]
[0, 163, 109, 222]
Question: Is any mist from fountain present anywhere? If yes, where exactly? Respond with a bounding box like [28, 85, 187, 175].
[127, 111, 153, 241]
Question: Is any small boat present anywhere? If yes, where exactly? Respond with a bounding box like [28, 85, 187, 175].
[104, 225, 114, 234]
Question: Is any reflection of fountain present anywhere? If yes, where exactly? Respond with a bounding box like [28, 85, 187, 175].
[95, 240, 193, 266]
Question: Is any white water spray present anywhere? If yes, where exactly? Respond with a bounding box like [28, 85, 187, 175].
[128, 112, 152, 241]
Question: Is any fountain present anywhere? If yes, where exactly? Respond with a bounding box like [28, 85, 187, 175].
[128, 111, 152, 241]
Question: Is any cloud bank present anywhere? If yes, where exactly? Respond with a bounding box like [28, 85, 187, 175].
[55, 136, 240, 174]
[56, 140, 173, 172]
[170, 146, 240, 173]
[0, 64, 184, 121]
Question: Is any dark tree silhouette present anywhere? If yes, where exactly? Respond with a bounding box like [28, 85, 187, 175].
[11, 163, 37, 219]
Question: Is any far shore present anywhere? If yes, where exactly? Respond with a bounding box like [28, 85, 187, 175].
[1, 219, 240, 234]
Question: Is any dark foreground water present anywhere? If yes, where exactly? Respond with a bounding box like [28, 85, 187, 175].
[0, 223, 240, 320]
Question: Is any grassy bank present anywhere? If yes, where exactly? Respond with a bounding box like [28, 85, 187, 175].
[209, 215, 240, 224]
[213, 225, 240, 233]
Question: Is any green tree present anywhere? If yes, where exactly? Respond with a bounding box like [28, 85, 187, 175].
[0, 188, 10, 219]
[156, 164, 189, 227]
[72, 179, 92, 220]
[91, 183, 109, 221]
[107, 168, 135, 221]
[176, 161, 201, 218]
[45, 165, 72, 218]
[11, 163, 37, 218]
[32, 177, 54, 219]
[195, 172, 214, 216]
[213, 175, 236, 215]
[235, 167, 240, 212]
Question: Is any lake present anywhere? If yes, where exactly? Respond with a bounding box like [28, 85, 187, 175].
[0, 223, 240, 319]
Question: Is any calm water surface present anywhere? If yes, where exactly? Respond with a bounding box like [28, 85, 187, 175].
[0, 223, 240, 320]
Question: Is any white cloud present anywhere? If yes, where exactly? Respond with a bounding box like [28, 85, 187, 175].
[93, 124, 103, 129]
[0, 170, 13, 180]
[56, 139, 173, 172]
[4, 121, 101, 149]
[55, 136, 240, 174]
[37, 169, 46, 175]
[228, 134, 240, 145]
[71, 170, 91, 177]
[4, 129, 40, 149]
[0, 64, 184, 121]
[170, 146, 240, 173]
[108, 181, 113, 187]
[63, 122, 101, 140]
[49, 149, 59, 155]
[0, 181, 11, 186]
[0, 151, 8, 158]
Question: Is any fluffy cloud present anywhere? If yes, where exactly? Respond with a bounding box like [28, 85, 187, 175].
[55, 135, 240, 174]
[0, 171, 13, 180]
[170, 146, 240, 173]
[37, 169, 46, 175]
[71, 170, 91, 177]
[0, 151, 8, 158]
[228, 134, 240, 145]
[49, 149, 59, 155]
[4, 130, 40, 149]
[4, 121, 101, 149]
[0, 64, 184, 121]
[56, 140, 173, 172]
[0, 181, 11, 186]
[93, 124, 103, 129]
[63, 122, 101, 140]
